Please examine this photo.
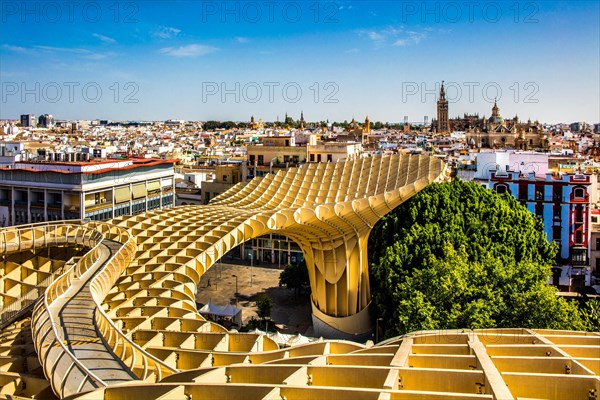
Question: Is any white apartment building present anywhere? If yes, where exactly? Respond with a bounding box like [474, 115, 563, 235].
[0, 157, 175, 226]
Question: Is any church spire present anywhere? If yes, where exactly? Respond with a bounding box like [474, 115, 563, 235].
[492, 99, 500, 117]
[436, 80, 449, 134]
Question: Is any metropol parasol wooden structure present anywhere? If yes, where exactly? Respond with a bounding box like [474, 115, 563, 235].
[0, 153, 598, 400]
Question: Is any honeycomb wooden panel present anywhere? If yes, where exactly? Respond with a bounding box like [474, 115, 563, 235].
[3, 154, 599, 399]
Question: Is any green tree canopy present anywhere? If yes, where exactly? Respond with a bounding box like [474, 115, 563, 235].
[279, 261, 310, 297]
[256, 293, 273, 321]
[368, 179, 584, 337]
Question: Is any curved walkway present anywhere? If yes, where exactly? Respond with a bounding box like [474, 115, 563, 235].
[33, 238, 136, 397]
[54, 240, 136, 387]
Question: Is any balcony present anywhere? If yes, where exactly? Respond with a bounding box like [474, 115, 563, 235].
[571, 247, 587, 266]
[84, 202, 112, 212]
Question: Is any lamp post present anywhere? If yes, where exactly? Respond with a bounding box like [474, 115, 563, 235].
[232, 274, 238, 296]
[376, 318, 383, 344]
[278, 239, 281, 269]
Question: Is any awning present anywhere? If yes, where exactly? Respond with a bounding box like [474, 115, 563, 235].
[114, 187, 130, 203]
[286, 334, 310, 346]
[199, 300, 243, 326]
[132, 183, 147, 199]
[161, 178, 173, 188]
[147, 180, 160, 192]
[84, 194, 95, 206]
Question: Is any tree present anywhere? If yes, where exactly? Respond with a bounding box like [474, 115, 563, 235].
[256, 293, 273, 321]
[279, 261, 310, 297]
[368, 179, 585, 338]
[284, 115, 296, 128]
[580, 299, 600, 332]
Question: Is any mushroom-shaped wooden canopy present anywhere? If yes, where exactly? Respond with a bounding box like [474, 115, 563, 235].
[118, 153, 447, 336]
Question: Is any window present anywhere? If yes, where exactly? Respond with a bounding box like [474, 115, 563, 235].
[327, 154, 333, 162]
[553, 186, 562, 202]
[596, 238, 600, 251]
[317, 154, 322, 162]
[574, 188, 585, 199]
[495, 184, 508, 194]
[518, 183, 528, 200]
[572, 248, 587, 265]
[596, 258, 600, 270]
[553, 206, 561, 219]
[553, 226, 562, 241]
[575, 230, 583, 244]
[257, 155, 264, 165]
[535, 184, 544, 200]
[249, 155, 255, 165]
[535, 203, 544, 218]
[575, 206, 584, 223]
[310, 154, 315, 162]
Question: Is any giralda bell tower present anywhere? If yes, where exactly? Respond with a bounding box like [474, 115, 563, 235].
[436, 81, 449, 134]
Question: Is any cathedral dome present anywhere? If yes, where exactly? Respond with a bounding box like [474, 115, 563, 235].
[489, 99, 503, 124]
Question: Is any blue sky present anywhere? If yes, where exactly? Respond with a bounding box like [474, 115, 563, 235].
[1, 1, 598, 123]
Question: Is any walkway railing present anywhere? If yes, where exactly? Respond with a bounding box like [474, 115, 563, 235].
[0, 271, 58, 328]
[1, 220, 176, 396]
[86, 221, 178, 382]
[0, 221, 102, 319]
[14, 221, 109, 398]
[0, 220, 100, 254]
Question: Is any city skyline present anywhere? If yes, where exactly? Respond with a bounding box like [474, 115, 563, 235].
[1, 1, 599, 123]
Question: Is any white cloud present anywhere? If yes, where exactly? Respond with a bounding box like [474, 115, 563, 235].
[154, 26, 182, 39]
[235, 37, 250, 44]
[35, 45, 90, 54]
[392, 31, 426, 47]
[357, 26, 428, 48]
[32, 45, 115, 60]
[345, 48, 360, 53]
[92, 33, 116, 44]
[1, 45, 28, 53]
[84, 52, 117, 60]
[357, 30, 386, 43]
[159, 44, 217, 57]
